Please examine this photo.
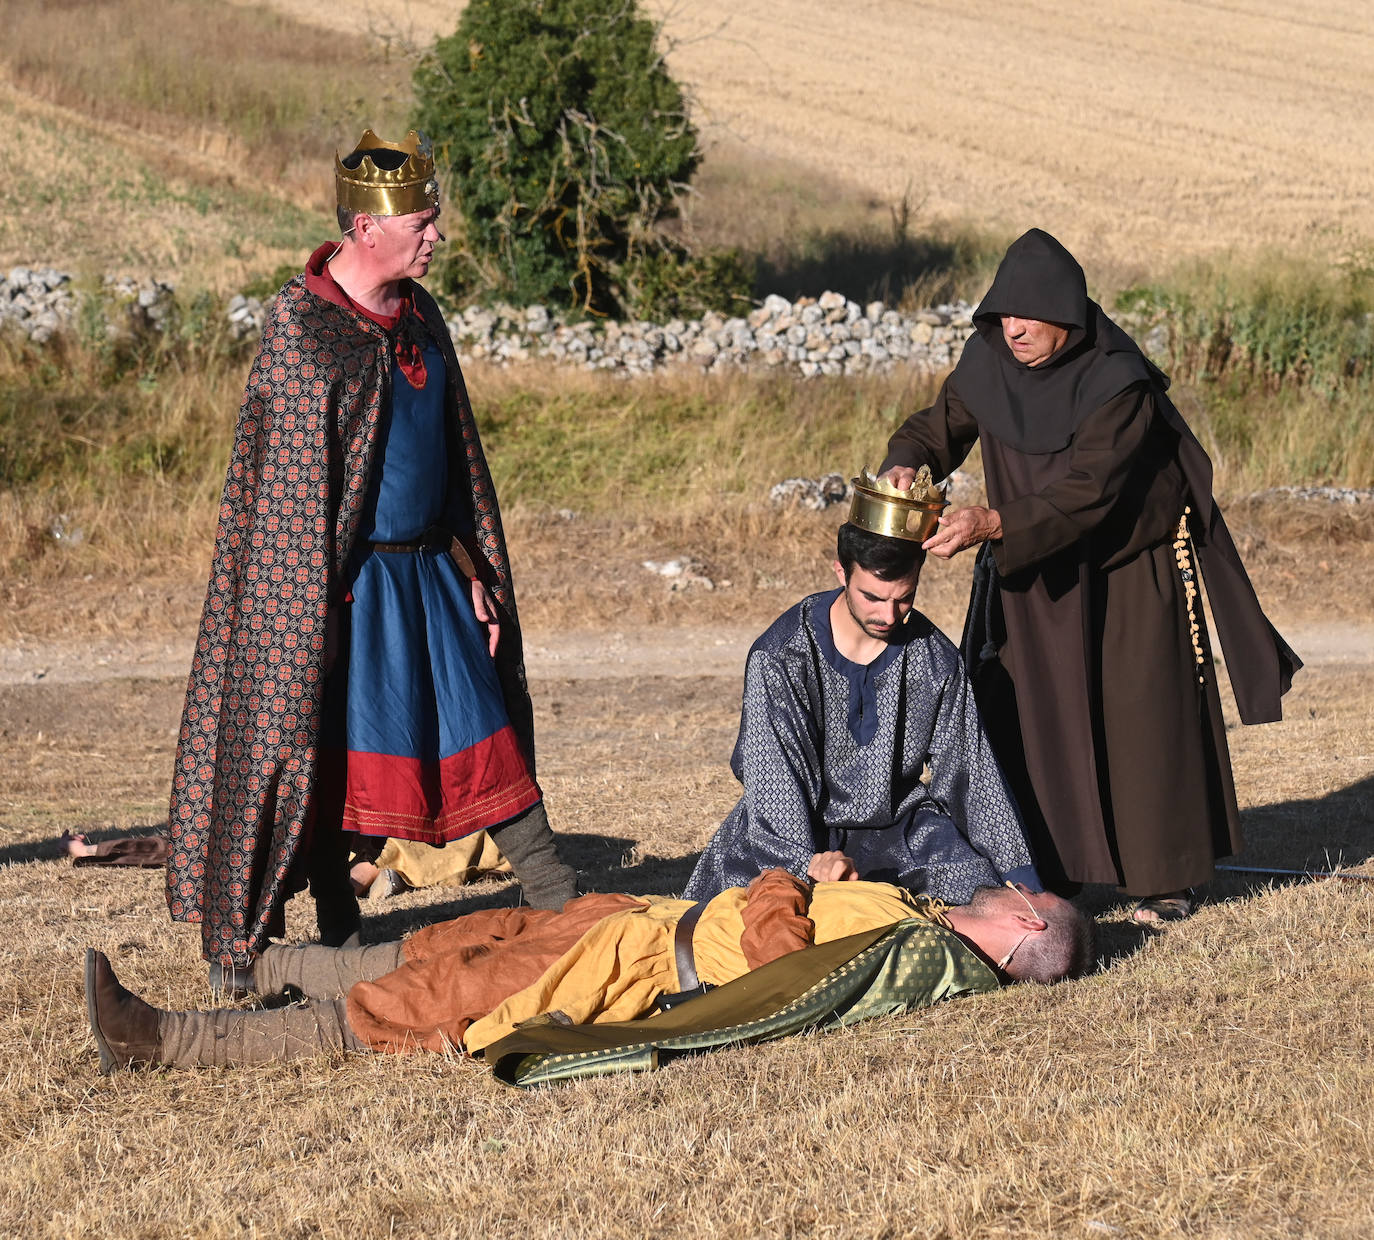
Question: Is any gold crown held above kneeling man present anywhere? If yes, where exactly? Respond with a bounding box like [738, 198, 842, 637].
[847, 466, 947, 542]
[335, 128, 440, 216]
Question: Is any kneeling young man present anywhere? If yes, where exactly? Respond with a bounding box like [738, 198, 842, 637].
[86, 876, 1091, 1071]
[684, 522, 1041, 904]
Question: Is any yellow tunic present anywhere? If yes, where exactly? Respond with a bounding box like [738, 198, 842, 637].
[463, 880, 942, 1053]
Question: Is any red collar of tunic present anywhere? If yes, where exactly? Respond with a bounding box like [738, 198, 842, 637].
[304, 242, 429, 388]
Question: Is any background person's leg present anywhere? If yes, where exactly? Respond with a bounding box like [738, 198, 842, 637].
[488, 801, 577, 909]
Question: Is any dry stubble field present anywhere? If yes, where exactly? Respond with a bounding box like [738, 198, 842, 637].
[2, 0, 1374, 1234]
[2, 521, 1372, 1238]
[247, 0, 1374, 274]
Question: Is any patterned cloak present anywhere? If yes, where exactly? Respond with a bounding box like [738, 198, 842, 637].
[166, 251, 527, 967]
[483, 917, 998, 1088]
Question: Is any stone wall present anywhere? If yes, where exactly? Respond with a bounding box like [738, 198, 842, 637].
[2, 265, 975, 378]
[447, 290, 976, 377]
[1, 267, 176, 344]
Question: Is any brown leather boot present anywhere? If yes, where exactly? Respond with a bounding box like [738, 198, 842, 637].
[85, 949, 161, 1075]
[86, 949, 365, 1071]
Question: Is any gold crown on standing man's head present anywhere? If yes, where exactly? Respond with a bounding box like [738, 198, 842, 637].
[334, 128, 439, 217]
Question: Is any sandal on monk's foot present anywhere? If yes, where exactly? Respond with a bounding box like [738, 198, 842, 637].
[1131, 890, 1195, 925]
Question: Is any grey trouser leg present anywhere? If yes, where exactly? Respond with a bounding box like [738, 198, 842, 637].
[488, 801, 578, 910]
[253, 940, 407, 1000]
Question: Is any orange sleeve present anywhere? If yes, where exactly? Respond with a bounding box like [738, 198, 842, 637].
[739, 869, 816, 970]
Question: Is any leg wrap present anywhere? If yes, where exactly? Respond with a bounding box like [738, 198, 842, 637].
[253, 941, 406, 1000]
[489, 801, 577, 910]
[156, 999, 364, 1067]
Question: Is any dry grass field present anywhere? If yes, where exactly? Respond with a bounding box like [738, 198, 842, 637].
[247, 0, 1374, 277]
[1, 579, 1372, 1238]
[2, 1, 1373, 1235]
[8, 1, 1374, 284]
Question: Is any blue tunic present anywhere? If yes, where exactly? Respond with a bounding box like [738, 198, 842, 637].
[320, 341, 539, 842]
[683, 591, 1041, 904]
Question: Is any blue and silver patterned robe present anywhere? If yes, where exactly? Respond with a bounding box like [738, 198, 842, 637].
[683, 591, 1040, 904]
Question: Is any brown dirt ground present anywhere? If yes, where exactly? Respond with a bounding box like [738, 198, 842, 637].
[2, 542, 1369, 885]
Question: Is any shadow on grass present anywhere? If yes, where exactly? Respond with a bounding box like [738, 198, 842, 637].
[1072, 773, 1374, 972]
[0, 823, 165, 867]
[756, 233, 975, 307]
[1230, 771, 1374, 878]
[364, 832, 703, 942]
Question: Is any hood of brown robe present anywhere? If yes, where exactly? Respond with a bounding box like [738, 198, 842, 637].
[955, 228, 1161, 454]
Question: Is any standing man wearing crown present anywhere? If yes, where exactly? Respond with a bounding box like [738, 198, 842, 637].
[682, 514, 1042, 906]
[166, 130, 577, 985]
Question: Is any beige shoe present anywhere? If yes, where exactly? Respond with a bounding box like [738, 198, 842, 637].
[367, 868, 407, 901]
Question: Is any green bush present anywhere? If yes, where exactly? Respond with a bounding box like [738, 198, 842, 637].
[1115, 257, 1374, 395]
[616, 247, 755, 321]
[413, 0, 704, 316]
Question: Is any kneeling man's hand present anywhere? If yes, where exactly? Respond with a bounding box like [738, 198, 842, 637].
[808, 850, 860, 883]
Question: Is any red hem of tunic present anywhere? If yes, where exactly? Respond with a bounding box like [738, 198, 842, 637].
[333, 724, 540, 843]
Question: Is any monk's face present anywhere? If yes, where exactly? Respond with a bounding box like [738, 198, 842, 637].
[835, 563, 921, 642]
[1000, 315, 1070, 367]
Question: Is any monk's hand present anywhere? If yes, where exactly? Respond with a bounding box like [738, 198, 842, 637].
[880, 466, 917, 491]
[922, 505, 1003, 559]
[471, 578, 501, 657]
[807, 850, 860, 883]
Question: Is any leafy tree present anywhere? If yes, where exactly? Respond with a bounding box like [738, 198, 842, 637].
[414, 0, 705, 315]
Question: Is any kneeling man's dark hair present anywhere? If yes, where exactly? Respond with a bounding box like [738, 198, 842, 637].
[837, 522, 926, 581]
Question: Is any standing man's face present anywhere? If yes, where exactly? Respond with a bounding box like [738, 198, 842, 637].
[363, 206, 443, 282]
[1001, 315, 1070, 367]
[833, 563, 922, 642]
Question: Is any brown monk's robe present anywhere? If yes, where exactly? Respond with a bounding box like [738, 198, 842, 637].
[884, 382, 1240, 895]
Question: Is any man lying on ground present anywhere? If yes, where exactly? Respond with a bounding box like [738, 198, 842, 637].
[61, 831, 166, 869]
[684, 520, 1041, 905]
[86, 872, 1092, 1072]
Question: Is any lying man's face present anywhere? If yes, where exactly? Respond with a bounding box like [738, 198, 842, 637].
[970, 882, 1065, 920]
[966, 883, 1093, 984]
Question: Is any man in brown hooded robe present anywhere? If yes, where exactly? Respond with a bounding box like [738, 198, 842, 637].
[882, 229, 1300, 921]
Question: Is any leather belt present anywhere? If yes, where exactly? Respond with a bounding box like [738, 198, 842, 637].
[367, 526, 479, 579]
[657, 900, 712, 1012]
[673, 900, 706, 991]
[368, 525, 448, 555]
